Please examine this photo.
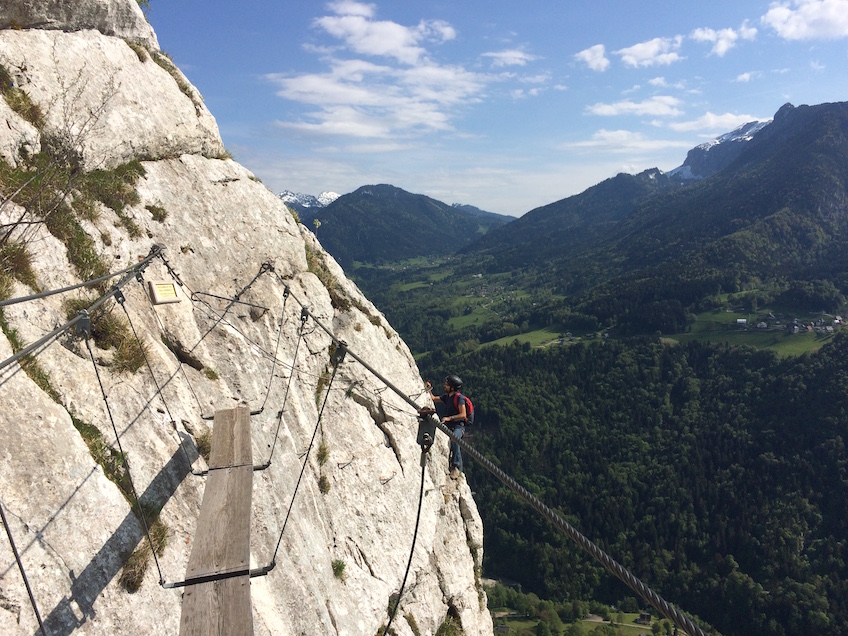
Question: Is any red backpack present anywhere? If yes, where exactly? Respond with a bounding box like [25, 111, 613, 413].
[453, 393, 474, 425]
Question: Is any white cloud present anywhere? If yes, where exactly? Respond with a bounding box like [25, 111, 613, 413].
[269, 5, 489, 139]
[690, 21, 757, 56]
[586, 95, 684, 117]
[762, 0, 848, 40]
[574, 44, 610, 72]
[615, 36, 684, 67]
[560, 129, 694, 153]
[520, 72, 551, 84]
[648, 77, 687, 90]
[327, 1, 375, 18]
[483, 49, 539, 67]
[736, 72, 755, 82]
[268, 58, 486, 137]
[668, 111, 762, 132]
[315, 2, 455, 65]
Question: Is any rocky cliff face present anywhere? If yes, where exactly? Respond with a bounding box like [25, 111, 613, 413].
[0, 2, 493, 635]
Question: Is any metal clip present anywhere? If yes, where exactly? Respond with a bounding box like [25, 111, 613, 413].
[416, 410, 437, 454]
[333, 341, 348, 365]
[75, 310, 92, 339]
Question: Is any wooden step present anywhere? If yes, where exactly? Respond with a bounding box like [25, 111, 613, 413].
[179, 407, 254, 636]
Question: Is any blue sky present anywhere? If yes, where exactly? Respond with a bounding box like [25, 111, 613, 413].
[147, 0, 848, 216]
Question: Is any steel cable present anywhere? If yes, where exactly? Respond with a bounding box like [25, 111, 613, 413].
[268, 343, 346, 566]
[0, 260, 150, 308]
[382, 458, 427, 635]
[82, 326, 166, 585]
[0, 498, 48, 635]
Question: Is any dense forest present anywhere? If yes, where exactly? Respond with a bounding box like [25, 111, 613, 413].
[421, 335, 848, 636]
[337, 102, 848, 636]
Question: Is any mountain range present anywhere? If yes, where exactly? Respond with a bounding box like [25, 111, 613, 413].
[281, 110, 783, 277]
[278, 189, 340, 215]
[286, 184, 512, 268]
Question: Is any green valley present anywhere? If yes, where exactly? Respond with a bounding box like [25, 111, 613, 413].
[299, 101, 848, 636]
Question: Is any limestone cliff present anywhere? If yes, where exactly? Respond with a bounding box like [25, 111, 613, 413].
[0, 2, 493, 635]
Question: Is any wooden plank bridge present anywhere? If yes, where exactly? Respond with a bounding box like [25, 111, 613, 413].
[179, 406, 254, 635]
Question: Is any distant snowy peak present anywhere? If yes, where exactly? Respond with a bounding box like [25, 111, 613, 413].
[317, 191, 340, 206]
[696, 120, 772, 152]
[668, 118, 772, 181]
[279, 190, 340, 210]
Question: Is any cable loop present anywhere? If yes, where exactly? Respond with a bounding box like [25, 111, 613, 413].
[268, 351, 342, 565]
[83, 334, 165, 586]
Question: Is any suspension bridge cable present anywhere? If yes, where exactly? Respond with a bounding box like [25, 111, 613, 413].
[80, 316, 166, 586]
[257, 286, 289, 415]
[0, 247, 161, 375]
[435, 419, 709, 636]
[188, 262, 273, 350]
[0, 498, 48, 636]
[285, 294, 711, 636]
[260, 305, 308, 468]
[0, 259, 151, 308]
[268, 343, 346, 567]
[187, 284, 289, 368]
[179, 262, 275, 418]
[383, 458, 427, 635]
[116, 287, 198, 473]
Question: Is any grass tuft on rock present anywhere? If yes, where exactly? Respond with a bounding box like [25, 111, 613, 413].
[331, 558, 346, 581]
[119, 503, 169, 593]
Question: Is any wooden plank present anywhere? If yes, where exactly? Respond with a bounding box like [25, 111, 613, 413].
[209, 406, 252, 469]
[179, 577, 253, 636]
[179, 407, 254, 635]
[185, 466, 253, 578]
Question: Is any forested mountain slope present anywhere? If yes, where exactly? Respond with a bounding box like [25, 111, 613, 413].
[468, 168, 681, 270]
[430, 334, 848, 636]
[300, 184, 512, 269]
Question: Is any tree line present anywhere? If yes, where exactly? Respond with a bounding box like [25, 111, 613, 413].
[422, 334, 848, 636]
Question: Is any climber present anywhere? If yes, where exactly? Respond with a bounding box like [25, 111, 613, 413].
[425, 375, 467, 480]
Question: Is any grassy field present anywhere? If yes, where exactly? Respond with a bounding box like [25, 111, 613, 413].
[482, 326, 570, 348]
[672, 307, 840, 356]
[494, 612, 658, 634]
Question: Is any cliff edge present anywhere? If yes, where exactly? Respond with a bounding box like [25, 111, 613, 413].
[0, 2, 493, 634]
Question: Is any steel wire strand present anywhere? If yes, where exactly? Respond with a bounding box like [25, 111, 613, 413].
[0, 498, 48, 636]
[82, 332, 165, 585]
[187, 291, 287, 367]
[261, 307, 308, 467]
[138, 271, 204, 416]
[382, 459, 427, 635]
[434, 420, 710, 636]
[0, 260, 150, 309]
[257, 287, 290, 414]
[117, 291, 198, 473]
[269, 345, 345, 566]
[177, 263, 274, 417]
[187, 262, 273, 356]
[0, 248, 160, 374]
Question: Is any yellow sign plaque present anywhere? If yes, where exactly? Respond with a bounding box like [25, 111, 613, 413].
[147, 280, 181, 305]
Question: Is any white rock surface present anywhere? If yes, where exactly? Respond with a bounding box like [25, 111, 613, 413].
[0, 0, 158, 49]
[0, 28, 223, 171]
[0, 2, 494, 635]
